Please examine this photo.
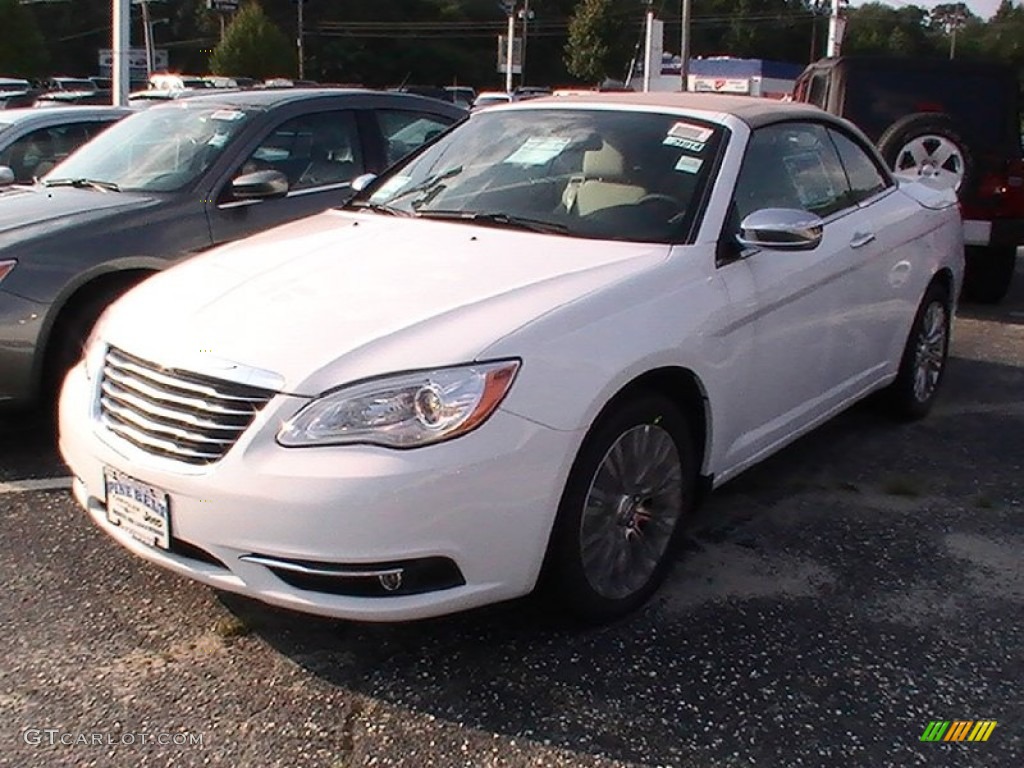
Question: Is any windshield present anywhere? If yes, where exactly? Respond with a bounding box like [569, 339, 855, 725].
[44, 103, 252, 192]
[360, 107, 723, 243]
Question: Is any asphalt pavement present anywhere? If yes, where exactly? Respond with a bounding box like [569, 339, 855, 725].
[1, 260, 1021, 768]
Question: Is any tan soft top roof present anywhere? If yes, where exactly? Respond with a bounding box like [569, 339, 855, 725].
[524, 91, 829, 128]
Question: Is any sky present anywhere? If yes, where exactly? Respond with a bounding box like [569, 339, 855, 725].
[850, 0, 1007, 20]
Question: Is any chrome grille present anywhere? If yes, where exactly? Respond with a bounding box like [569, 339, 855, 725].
[99, 347, 276, 465]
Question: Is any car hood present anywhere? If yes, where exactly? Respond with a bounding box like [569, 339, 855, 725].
[105, 210, 669, 395]
[0, 184, 158, 245]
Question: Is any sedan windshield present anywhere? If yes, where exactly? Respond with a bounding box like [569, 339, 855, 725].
[361, 107, 723, 243]
[44, 104, 251, 192]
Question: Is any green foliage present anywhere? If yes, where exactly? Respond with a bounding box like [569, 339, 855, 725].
[0, 0, 48, 78]
[564, 0, 635, 83]
[209, 2, 295, 79]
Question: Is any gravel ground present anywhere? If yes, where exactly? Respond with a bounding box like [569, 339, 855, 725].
[0, 258, 1021, 767]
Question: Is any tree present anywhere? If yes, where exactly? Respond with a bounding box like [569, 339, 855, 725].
[564, 0, 635, 83]
[210, 2, 296, 79]
[0, 0, 48, 78]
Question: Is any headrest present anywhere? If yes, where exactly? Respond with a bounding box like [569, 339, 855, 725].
[583, 142, 625, 179]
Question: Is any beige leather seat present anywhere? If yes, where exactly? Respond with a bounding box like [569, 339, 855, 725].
[563, 142, 645, 215]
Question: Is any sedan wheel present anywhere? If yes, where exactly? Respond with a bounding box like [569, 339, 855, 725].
[544, 393, 695, 622]
[884, 282, 951, 421]
[579, 424, 684, 600]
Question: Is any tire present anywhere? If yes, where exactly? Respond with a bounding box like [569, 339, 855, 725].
[876, 113, 973, 195]
[884, 281, 951, 421]
[962, 245, 1017, 305]
[542, 392, 696, 623]
[42, 281, 135, 405]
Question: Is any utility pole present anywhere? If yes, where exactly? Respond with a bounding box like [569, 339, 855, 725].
[112, 0, 130, 105]
[297, 0, 305, 79]
[141, 0, 154, 75]
[505, 7, 515, 93]
[949, 2, 966, 59]
[680, 0, 691, 91]
[643, 2, 654, 92]
[519, 0, 531, 87]
[826, 0, 844, 58]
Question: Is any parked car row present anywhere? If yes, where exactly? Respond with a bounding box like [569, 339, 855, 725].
[3, 87, 961, 624]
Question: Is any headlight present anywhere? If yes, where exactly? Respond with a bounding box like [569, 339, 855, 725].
[277, 360, 520, 448]
[0, 259, 16, 286]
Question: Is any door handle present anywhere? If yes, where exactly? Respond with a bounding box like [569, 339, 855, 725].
[850, 232, 876, 249]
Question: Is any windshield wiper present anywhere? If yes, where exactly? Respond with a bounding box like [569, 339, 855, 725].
[347, 200, 412, 216]
[417, 210, 569, 235]
[384, 166, 464, 208]
[44, 178, 121, 193]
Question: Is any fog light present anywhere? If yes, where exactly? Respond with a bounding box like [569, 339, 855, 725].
[379, 571, 403, 592]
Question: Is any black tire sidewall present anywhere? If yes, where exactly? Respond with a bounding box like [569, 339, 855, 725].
[543, 392, 696, 622]
[963, 245, 1017, 304]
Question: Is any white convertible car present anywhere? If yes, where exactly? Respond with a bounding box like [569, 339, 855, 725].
[59, 93, 964, 623]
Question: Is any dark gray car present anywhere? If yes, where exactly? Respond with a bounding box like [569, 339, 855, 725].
[0, 89, 465, 408]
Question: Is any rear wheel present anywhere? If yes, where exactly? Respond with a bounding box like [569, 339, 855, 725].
[543, 393, 696, 622]
[884, 282, 951, 421]
[962, 245, 1017, 305]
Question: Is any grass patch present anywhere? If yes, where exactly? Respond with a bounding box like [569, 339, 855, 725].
[881, 474, 925, 497]
[974, 494, 995, 509]
[213, 616, 252, 639]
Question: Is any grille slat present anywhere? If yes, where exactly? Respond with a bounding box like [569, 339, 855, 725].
[99, 347, 276, 465]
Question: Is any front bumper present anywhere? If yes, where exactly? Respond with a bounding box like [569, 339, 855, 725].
[59, 363, 581, 622]
[0, 289, 47, 406]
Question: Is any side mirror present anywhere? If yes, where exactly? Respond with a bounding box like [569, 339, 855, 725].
[0, 166, 15, 187]
[736, 208, 823, 251]
[350, 173, 377, 192]
[230, 169, 288, 200]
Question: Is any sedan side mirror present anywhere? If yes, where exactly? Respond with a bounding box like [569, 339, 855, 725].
[230, 169, 289, 200]
[350, 173, 377, 193]
[0, 166, 14, 187]
[736, 208, 824, 251]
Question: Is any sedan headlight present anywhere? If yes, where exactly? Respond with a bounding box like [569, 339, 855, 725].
[277, 360, 520, 448]
[0, 259, 16, 286]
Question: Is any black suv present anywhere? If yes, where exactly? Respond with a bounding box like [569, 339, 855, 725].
[794, 56, 1024, 303]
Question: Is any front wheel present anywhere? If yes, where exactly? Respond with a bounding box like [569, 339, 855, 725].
[884, 282, 951, 421]
[542, 393, 696, 622]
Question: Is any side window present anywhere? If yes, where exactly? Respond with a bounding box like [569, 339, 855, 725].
[81, 120, 118, 142]
[237, 111, 363, 192]
[827, 128, 890, 205]
[0, 125, 85, 182]
[376, 110, 455, 166]
[807, 73, 829, 109]
[732, 122, 852, 223]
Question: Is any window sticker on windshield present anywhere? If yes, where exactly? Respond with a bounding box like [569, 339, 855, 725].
[674, 155, 703, 174]
[663, 136, 706, 152]
[667, 121, 714, 143]
[504, 137, 571, 165]
[207, 133, 229, 148]
[211, 109, 245, 121]
[370, 175, 411, 201]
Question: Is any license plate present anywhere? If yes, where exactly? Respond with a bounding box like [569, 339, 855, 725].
[104, 469, 171, 550]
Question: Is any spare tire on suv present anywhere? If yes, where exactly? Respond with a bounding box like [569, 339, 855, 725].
[793, 56, 1023, 304]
